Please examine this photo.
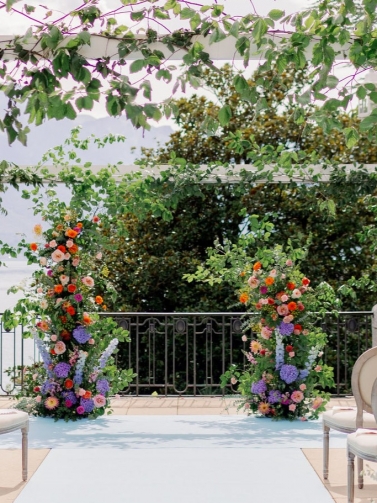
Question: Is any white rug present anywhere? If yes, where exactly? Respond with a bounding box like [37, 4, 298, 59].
[0, 415, 345, 503]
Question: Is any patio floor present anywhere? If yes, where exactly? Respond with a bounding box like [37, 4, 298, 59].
[0, 396, 376, 503]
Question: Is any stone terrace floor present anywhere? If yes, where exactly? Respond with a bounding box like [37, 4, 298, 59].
[0, 395, 377, 503]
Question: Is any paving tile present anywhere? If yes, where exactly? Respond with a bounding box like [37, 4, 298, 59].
[303, 448, 377, 503]
[0, 448, 49, 503]
[177, 408, 229, 415]
[126, 408, 178, 415]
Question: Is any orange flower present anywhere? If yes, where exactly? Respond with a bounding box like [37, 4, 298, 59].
[265, 277, 274, 286]
[64, 379, 74, 389]
[67, 284, 76, 293]
[92, 216, 100, 223]
[54, 284, 64, 294]
[57, 245, 66, 253]
[69, 243, 78, 254]
[56, 224, 64, 231]
[253, 261, 262, 271]
[288, 301, 297, 311]
[83, 391, 92, 399]
[287, 282, 296, 290]
[83, 313, 93, 325]
[302, 277, 310, 286]
[30, 243, 38, 251]
[239, 271, 246, 277]
[67, 306, 76, 316]
[239, 292, 249, 304]
[95, 295, 103, 304]
[102, 305, 107, 311]
[76, 222, 83, 228]
[65, 229, 78, 238]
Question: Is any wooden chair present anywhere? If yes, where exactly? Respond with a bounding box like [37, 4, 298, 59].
[0, 409, 29, 481]
[322, 346, 377, 483]
[347, 375, 377, 503]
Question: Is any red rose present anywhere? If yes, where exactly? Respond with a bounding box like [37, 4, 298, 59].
[285, 345, 293, 352]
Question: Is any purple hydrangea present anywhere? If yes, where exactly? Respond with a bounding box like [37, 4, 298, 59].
[96, 379, 110, 395]
[279, 322, 294, 336]
[73, 326, 91, 344]
[62, 391, 78, 405]
[80, 398, 94, 413]
[268, 389, 282, 404]
[54, 362, 71, 378]
[280, 364, 299, 384]
[251, 379, 267, 394]
[41, 381, 56, 395]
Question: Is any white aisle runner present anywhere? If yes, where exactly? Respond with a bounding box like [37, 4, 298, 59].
[0, 415, 346, 503]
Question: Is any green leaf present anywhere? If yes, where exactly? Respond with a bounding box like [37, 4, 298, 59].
[234, 75, 249, 94]
[369, 92, 377, 104]
[359, 114, 377, 131]
[218, 105, 232, 126]
[131, 10, 145, 21]
[180, 7, 195, 19]
[78, 31, 91, 45]
[75, 96, 93, 111]
[268, 9, 285, 21]
[154, 8, 170, 20]
[6, 0, 20, 11]
[344, 127, 359, 149]
[130, 59, 145, 73]
[326, 75, 338, 89]
[356, 86, 367, 99]
[297, 90, 311, 105]
[190, 13, 201, 30]
[252, 18, 268, 44]
[229, 21, 239, 38]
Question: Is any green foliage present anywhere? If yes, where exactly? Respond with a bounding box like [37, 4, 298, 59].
[2, 0, 377, 147]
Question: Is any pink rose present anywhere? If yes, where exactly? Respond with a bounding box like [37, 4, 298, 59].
[51, 249, 65, 262]
[291, 390, 304, 403]
[60, 275, 69, 285]
[49, 240, 57, 248]
[39, 257, 47, 266]
[291, 289, 302, 299]
[82, 276, 94, 288]
[66, 239, 74, 248]
[277, 304, 289, 316]
[286, 260, 293, 266]
[54, 341, 66, 355]
[230, 377, 238, 385]
[88, 338, 95, 345]
[281, 294, 289, 302]
[241, 335, 247, 342]
[72, 258, 80, 267]
[299, 384, 307, 391]
[289, 351, 295, 357]
[315, 365, 322, 372]
[35, 395, 42, 403]
[269, 269, 277, 277]
[78, 388, 86, 397]
[289, 404, 296, 412]
[93, 395, 107, 408]
[50, 334, 57, 342]
[312, 397, 323, 410]
[64, 253, 71, 260]
[261, 326, 272, 339]
[76, 406, 85, 415]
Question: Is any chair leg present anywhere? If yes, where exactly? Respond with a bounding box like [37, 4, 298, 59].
[21, 425, 28, 481]
[323, 423, 330, 479]
[357, 456, 364, 489]
[347, 448, 355, 503]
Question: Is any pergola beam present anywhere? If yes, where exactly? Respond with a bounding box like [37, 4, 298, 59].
[7, 164, 377, 183]
[0, 33, 352, 62]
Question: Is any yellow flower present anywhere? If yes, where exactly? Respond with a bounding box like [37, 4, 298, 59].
[33, 224, 43, 236]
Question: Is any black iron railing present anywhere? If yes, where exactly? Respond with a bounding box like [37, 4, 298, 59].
[0, 311, 375, 396]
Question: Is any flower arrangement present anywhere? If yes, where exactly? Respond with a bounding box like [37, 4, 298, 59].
[222, 247, 336, 420]
[6, 207, 135, 421]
